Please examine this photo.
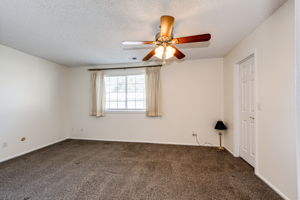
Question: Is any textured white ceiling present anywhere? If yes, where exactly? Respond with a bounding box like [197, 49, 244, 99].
[0, 0, 287, 67]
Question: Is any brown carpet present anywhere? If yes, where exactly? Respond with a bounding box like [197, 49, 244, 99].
[0, 139, 281, 200]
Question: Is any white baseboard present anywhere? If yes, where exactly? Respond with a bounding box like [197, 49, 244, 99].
[255, 172, 290, 200]
[220, 146, 289, 199]
[224, 146, 236, 157]
[69, 137, 219, 147]
[0, 136, 290, 200]
[0, 137, 68, 163]
[0, 137, 219, 164]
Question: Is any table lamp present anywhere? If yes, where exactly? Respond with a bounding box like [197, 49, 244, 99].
[214, 121, 227, 150]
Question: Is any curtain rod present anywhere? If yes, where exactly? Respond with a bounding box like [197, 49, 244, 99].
[88, 64, 162, 71]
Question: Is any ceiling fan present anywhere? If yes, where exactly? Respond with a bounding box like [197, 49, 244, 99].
[122, 15, 211, 62]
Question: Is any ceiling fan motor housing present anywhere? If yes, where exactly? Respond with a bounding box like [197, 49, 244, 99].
[155, 32, 174, 42]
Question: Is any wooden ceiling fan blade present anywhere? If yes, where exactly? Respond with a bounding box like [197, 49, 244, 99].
[143, 48, 156, 61]
[170, 45, 185, 59]
[160, 15, 175, 38]
[122, 41, 155, 45]
[172, 34, 211, 44]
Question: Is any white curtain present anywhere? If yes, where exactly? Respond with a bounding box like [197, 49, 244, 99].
[145, 66, 161, 117]
[90, 71, 105, 117]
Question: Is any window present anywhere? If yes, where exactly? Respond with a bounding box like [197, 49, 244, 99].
[104, 74, 146, 111]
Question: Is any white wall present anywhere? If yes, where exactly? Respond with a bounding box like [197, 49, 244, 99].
[0, 44, 68, 162]
[223, 1, 297, 199]
[68, 58, 224, 146]
[0, 2, 296, 199]
[296, 0, 300, 198]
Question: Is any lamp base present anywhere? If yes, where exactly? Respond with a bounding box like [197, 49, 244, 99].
[218, 132, 225, 150]
[217, 146, 225, 151]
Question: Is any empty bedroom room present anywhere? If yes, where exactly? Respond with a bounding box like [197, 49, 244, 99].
[0, 0, 299, 199]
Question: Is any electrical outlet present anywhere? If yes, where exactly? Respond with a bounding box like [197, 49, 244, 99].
[192, 131, 200, 146]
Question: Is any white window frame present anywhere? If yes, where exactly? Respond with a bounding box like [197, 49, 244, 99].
[104, 70, 146, 113]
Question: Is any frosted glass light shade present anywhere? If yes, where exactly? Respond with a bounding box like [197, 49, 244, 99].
[154, 45, 175, 59]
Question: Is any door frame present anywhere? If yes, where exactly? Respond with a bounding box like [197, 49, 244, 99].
[233, 49, 258, 171]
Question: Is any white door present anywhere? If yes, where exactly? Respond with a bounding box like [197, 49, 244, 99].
[239, 56, 255, 167]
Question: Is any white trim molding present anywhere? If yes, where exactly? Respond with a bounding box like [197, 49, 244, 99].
[0, 136, 290, 200]
[69, 137, 219, 148]
[224, 147, 235, 157]
[0, 138, 68, 163]
[255, 172, 290, 200]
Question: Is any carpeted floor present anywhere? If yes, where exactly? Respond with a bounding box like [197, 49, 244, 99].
[0, 139, 281, 200]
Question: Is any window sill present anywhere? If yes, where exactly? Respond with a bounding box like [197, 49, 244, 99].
[105, 110, 146, 114]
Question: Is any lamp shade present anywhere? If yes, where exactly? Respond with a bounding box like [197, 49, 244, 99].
[214, 121, 227, 130]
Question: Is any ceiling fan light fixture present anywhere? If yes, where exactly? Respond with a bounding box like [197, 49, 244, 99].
[122, 15, 211, 61]
[154, 45, 175, 59]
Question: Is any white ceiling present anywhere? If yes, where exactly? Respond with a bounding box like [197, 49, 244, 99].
[0, 0, 287, 67]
